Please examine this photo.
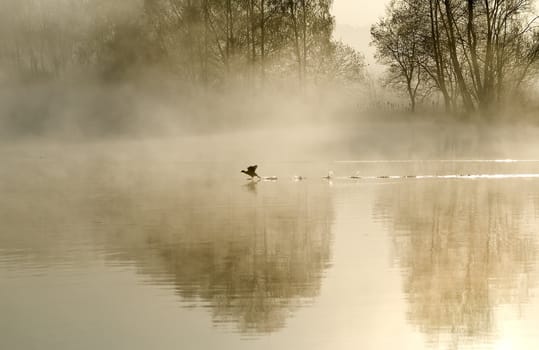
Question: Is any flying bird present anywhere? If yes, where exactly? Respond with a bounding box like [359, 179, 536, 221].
[241, 165, 261, 179]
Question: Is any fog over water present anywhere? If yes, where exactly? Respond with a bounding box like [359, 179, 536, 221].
[3, 155, 539, 350]
[2, 0, 539, 349]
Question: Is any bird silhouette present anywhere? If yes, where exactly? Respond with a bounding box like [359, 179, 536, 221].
[241, 165, 261, 179]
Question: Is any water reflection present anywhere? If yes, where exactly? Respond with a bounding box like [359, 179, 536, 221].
[244, 180, 258, 194]
[0, 157, 95, 268]
[0, 158, 334, 334]
[374, 180, 539, 346]
[89, 170, 334, 334]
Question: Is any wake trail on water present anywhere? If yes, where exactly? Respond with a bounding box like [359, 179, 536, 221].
[335, 159, 539, 164]
[340, 174, 539, 180]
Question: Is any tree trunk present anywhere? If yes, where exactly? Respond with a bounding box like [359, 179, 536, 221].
[225, 0, 231, 75]
[249, 0, 256, 85]
[260, 0, 266, 83]
[466, 0, 483, 96]
[480, 0, 496, 115]
[442, 0, 475, 112]
[202, 0, 209, 87]
[429, 0, 451, 112]
[290, 3, 303, 83]
[300, 0, 308, 85]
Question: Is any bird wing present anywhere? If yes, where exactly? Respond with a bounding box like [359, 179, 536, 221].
[248, 165, 258, 172]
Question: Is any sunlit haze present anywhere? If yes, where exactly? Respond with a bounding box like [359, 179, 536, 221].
[2, 1, 539, 350]
[333, 0, 389, 26]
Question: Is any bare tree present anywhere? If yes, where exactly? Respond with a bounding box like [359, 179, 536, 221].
[372, 1, 425, 112]
[372, 0, 539, 116]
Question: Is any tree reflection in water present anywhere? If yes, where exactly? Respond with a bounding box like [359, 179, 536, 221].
[92, 174, 334, 334]
[374, 180, 538, 346]
[0, 157, 334, 334]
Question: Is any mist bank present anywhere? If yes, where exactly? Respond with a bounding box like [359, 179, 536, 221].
[3, 71, 539, 162]
[5, 110, 539, 163]
[0, 74, 365, 140]
[2, 65, 538, 141]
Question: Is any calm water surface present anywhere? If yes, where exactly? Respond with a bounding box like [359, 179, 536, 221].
[1, 152, 539, 350]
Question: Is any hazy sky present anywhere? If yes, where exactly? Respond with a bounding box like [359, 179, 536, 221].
[332, 0, 388, 27]
[332, 0, 391, 66]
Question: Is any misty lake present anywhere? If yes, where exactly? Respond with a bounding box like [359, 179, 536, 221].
[2, 144, 539, 350]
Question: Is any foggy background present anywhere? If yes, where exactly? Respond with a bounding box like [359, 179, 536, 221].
[0, 0, 538, 160]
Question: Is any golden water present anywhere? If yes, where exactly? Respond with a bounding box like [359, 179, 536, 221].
[1, 151, 539, 350]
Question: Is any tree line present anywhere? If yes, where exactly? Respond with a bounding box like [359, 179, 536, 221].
[372, 0, 539, 115]
[0, 0, 364, 90]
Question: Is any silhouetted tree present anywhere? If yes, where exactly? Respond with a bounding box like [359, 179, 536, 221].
[372, 0, 539, 115]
